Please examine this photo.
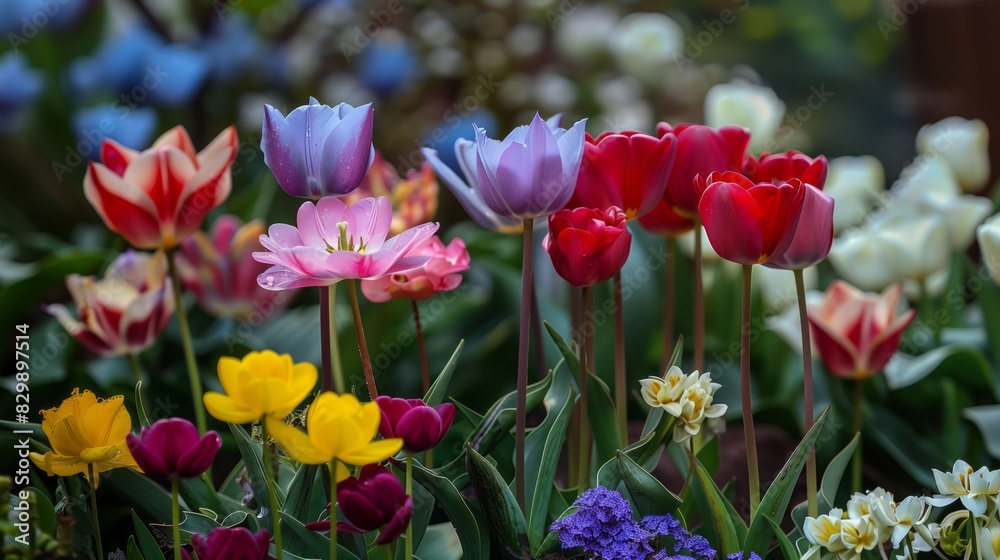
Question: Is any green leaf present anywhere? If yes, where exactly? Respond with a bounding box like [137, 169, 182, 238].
[282, 465, 323, 556]
[106, 469, 173, 523]
[135, 380, 152, 427]
[820, 434, 859, 508]
[692, 459, 742, 555]
[177, 474, 240, 521]
[466, 445, 527, 558]
[865, 407, 938, 488]
[230, 423, 280, 531]
[764, 514, 798, 560]
[411, 461, 489, 560]
[131, 510, 167, 560]
[424, 340, 464, 406]
[617, 452, 682, 517]
[967, 405, 1000, 461]
[744, 408, 831, 556]
[525, 366, 577, 554]
[127, 536, 146, 560]
[178, 511, 222, 540]
[280, 511, 361, 560]
[543, 321, 580, 373]
[588, 372, 621, 467]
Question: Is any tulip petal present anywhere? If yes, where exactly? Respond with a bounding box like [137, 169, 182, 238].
[176, 431, 222, 478]
[265, 416, 331, 465]
[396, 406, 444, 452]
[699, 182, 765, 265]
[203, 392, 261, 424]
[84, 163, 163, 249]
[319, 103, 375, 197]
[339, 438, 403, 466]
[376, 495, 413, 545]
[126, 434, 169, 479]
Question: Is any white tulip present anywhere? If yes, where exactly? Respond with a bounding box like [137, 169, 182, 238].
[879, 214, 951, 283]
[554, 6, 619, 62]
[902, 267, 949, 301]
[804, 509, 847, 550]
[828, 229, 900, 291]
[705, 79, 785, 153]
[608, 13, 683, 81]
[916, 116, 991, 193]
[978, 213, 1000, 283]
[913, 190, 993, 250]
[980, 519, 1000, 560]
[926, 459, 1000, 517]
[824, 155, 885, 232]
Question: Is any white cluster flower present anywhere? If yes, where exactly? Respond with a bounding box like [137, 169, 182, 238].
[639, 366, 727, 443]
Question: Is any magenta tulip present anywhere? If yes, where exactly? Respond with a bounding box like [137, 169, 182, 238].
[763, 183, 835, 270]
[307, 464, 413, 545]
[376, 396, 455, 453]
[126, 418, 221, 480]
[744, 150, 828, 189]
[190, 527, 270, 560]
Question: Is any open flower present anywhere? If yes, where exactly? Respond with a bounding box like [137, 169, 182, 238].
[744, 150, 828, 188]
[261, 98, 375, 198]
[544, 206, 631, 287]
[763, 183, 834, 270]
[376, 396, 456, 453]
[190, 527, 270, 560]
[916, 116, 990, 193]
[641, 367, 727, 442]
[45, 250, 173, 357]
[804, 509, 846, 552]
[265, 392, 402, 481]
[203, 350, 318, 424]
[360, 236, 469, 302]
[84, 125, 237, 249]
[655, 122, 750, 219]
[871, 495, 932, 549]
[308, 464, 412, 545]
[639, 366, 694, 409]
[29, 389, 139, 487]
[126, 418, 221, 480]
[343, 151, 438, 236]
[253, 196, 439, 291]
[421, 143, 522, 234]
[808, 281, 915, 380]
[927, 460, 1000, 517]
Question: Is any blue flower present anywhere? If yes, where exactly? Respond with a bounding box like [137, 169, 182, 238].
[72, 104, 157, 153]
[200, 14, 263, 84]
[727, 553, 762, 560]
[642, 514, 716, 560]
[0, 52, 43, 133]
[0, 0, 90, 35]
[550, 487, 652, 560]
[145, 44, 209, 106]
[357, 35, 420, 96]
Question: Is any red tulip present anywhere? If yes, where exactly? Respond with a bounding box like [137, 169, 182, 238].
[190, 527, 270, 560]
[84, 126, 238, 249]
[637, 199, 695, 237]
[376, 396, 456, 453]
[568, 130, 677, 220]
[656, 123, 751, 219]
[763, 184, 835, 270]
[544, 206, 632, 287]
[808, 281, 915, 379]
[744, 150, 828, 189]
[308, 464, 412, 545]
[126, 418, 221, 480]
[697, 172, 805, 265]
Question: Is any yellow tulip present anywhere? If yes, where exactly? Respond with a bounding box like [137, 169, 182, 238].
[203, 350, 318, 424]
[266, 392, 402, 482]
[29, 389, 139, 487]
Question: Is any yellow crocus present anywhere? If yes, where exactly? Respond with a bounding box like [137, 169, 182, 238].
[203, 350, 318, 424]
[29, 389, 139, 487]
[266, 392, 402, 482]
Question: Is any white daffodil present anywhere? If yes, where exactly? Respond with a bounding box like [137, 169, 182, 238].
[652, 370, 728, 442]
[846, 488, 892, 521]
[927, 460, 1000, 517]
[977, 213, 1000, 284]
[639, 366, 693, 408]
[980, 519, 1000, 560]
[804, 509, 847, 551]
[705, 79, 785, 152]
[916, 116, 990, 193]
[840, 516, 883, 556]
[825, 155, 885, 232]
[871, 495, 932, 548]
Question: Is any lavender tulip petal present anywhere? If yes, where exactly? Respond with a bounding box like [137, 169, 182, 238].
[261, 105, 308, 197]
[318, 103, 375, 196]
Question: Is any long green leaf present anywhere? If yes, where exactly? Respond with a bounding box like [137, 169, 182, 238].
[106, 468, 173, 523]
[617, 452, 682, 516]
[282, 465, 322, 556]
[131, 510, 167, 560]
[692, 459, 741, 555]
[764, 514, 799, 560]
[230, 423, 280, 531]
[424, 340, 464, 406]
[588, 372, 621, 467]
[411, 461, 489, 560]
[466, 445, 527, 558]
[280, 511, 361, 560]
[127, 536, 146, 560]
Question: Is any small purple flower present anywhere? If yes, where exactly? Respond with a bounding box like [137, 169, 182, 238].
[126, 418, 221, 480]
[550, 487, 652, 560]
[727, 553, 763, 560]
[261, 98, 375, 198]
[643, 514, 716, 560]
[472, 112, 587, 220]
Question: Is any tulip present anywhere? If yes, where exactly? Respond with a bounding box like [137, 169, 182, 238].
[253, 196, 439, 291]
[45, 250, 174, 357]
[916, 116, 990, 193]
[361, 236, 470, 302]
[764, 184, 834, 270]
[874, 215, 950, 284]
[203, 350, 318, 424]
[84, 125, 238, 249]
[177, 215, 290, 321]
[472, 112, 587, 220]
[126, 418, 221, 480]
[608, 13, 683, 81]
[29, 389, 139, 487]
[824, 156, 884, 232]
[308, 465, 413, 545]
[808, 281, 915, 380]
[265, 392, 402, 478]
[826, 229, 901, 292]
[568, 130, 677, 220]
[744, 150, 828, 188]
[636, 199, 694, 237]
[190, 527, 270, 560]
[697, 172, 805, 265]
[543, 206, 632, 287]
[342, 151, 439, 236]
[261, 98, 375, 198]
[376, 396, 456, 453]
[656, 122, 750, 218]
[704, 80, 785, 152]
[978, 213, 1000, 284]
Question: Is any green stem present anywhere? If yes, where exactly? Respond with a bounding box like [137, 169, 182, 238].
[347, 279, 378, 399]
[660, 238, 676, 374]
[613, 272, 628, 446]
[412, 300, 430, 394]
[919, 277, 941, 347]
[383, 543, 395, 560]
[740, 264, 760, 515]
[329, 461, 339, 560]
[405, 453, 414, 560]
[87, 465, 104, 560]
[329, 284, 346, 393]
[171, 478, 182, 560]
[577, 286, 592, 492]
[851, 379, 864, 494]
[794, 269, 818, 518]
[127, 353, 143, 386]
[694, 220, 704, 373]
[260, 423, 283, 560]
[515, 218, 534, 513]
[166, 249, 207, 435]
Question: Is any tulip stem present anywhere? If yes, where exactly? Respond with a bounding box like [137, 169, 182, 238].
[532, 286, 547, 380]
[322, 285, 347, 393]
[127, 353, 143, 386]
[260, 422, 283, 560]
[166, 248, 207, 435]
[329, 461, 338, 560]
[851, 380, 864, 494]
[919, 278, 941, 347]
[171, 478, 182, 560]
[412, 301, 430, 394]
[740, 264, 760, 516]
[87, 466, 104, 560]
[795, 269, 819, 518]
[405, 452, 414, 560]
[613, 272, 628, 446]
[577, 286, 592, 492]
[347, 279, 378, 399]
[661, 238, 676, 374]
[515, 218, 534, 513]
[694, 220, 705, 373]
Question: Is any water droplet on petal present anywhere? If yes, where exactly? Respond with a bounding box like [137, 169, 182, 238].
[266, 275, 275, 288]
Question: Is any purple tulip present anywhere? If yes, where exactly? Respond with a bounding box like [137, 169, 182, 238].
[376, 396, 455, 453]
[126, 418, 221, 480]
[472, 113, 587, 220]
[261, 98, 375, 198]
[317, 464, 412, 545]
[190, 527, 270, 560]
[763, 183, 835, 270]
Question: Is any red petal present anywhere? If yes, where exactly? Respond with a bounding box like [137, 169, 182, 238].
[698, 182, 765, 265]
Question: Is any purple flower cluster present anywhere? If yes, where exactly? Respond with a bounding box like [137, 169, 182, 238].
[643, 514, 714, 560]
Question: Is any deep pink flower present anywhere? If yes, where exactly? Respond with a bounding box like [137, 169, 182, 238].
[744, 150, 828, 189]
[763, 184, 835, 270]
[307, 464, 413, 545]
[544, 206, 632, 287]
[190, 527, 270, 560]
[253, 196, 439, 290]
[126, 418, 221, 480]
[376, 396, 455, 453]
[177, 215, 293, 320]
[360, 236, 470, 302]
[656, 122, 751, 219]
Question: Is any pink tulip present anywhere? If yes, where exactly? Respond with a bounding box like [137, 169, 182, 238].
[809, 281, 916, 380]
[44, 251, 174, 356]
[126, 418, 221, 480]
[253, 196, 439, 290]
[763, 184, 835, 270]
[177, 215, 292, 320]
[376, 396, 456, 453]
[84, 126, 238, 249]
[360, 236, 469, 302]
